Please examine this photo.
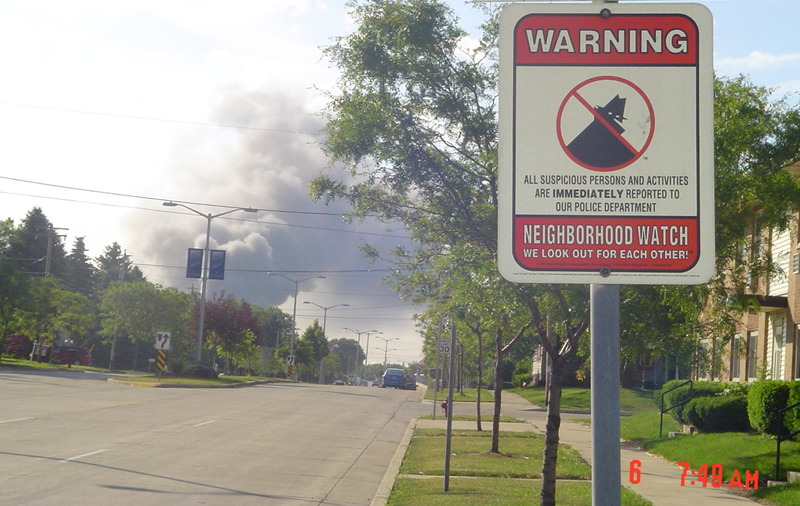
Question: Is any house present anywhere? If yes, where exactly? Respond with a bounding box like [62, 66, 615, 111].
[720, 161, 800, 382]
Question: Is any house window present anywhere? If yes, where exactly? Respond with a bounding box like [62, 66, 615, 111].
[793, 253, 800, 274]
[731, 335, 741, 380]
[771, 316, 786, 380]
[747, 331, 758, 380]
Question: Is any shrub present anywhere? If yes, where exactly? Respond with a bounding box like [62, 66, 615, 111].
[3, 334, 33, 359]
[781, 382, 800, 437]
[684, 394, 750, 433]
[183, 364, 218, 379]
[656, 380, 726, 425]
[747, 380, 791, 436]
[513, 372, 533, 388]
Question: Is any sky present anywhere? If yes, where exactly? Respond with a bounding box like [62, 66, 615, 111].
[0, 0, 798, 367]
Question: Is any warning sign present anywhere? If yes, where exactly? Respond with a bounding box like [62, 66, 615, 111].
[498, 2, 714, 285]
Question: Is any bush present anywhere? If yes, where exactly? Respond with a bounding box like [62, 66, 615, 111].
[784, 383, 800, 436]
[183, 364, 218, 379]
[656, 380, 726, 425]
[3, 334, 33, 359]
[513, 372, 533, 388]
[684, 394, 750, 433]
[747, 380, 791, 436]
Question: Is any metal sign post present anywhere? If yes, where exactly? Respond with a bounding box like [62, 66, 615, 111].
[443, 321, 457, 491]
[591, 284, 621, 505]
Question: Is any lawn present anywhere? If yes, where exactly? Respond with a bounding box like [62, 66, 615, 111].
[391, 426, 651, 506]
[511, 385, 656, 414]
[402, 428, 590, 479]
[425, 387, 494, 402]
[111, 374, 277, 386]
[0, 357, 285, 387]
[388, 477, 651, 506]
[0, 356, 102, 371]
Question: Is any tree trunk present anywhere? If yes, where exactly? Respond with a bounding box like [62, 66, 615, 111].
[476, 331, 483, 432]
[491, 330, 503, 453]
[540, 359, 565, 506]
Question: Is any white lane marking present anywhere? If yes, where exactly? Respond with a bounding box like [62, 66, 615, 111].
[0, 417, 34, 424]
[59, 449, 107, 463]
[192, 420, 216, 428]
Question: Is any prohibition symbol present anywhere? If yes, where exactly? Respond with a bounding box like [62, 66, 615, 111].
[556, 76, 655, 172]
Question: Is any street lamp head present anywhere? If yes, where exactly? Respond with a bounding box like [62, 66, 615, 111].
[162, 201, 178, 207]
[242, 207, 258, 213]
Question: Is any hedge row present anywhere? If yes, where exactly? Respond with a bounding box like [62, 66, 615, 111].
[655, 380, 728, 426]
[654, 380, 800, 437]
[747, 380, 800, 437]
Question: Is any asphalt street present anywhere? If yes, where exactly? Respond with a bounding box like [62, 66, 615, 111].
[0, 367, 426, 505]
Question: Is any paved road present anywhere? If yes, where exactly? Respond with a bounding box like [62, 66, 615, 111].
[0, 368, 426, 505]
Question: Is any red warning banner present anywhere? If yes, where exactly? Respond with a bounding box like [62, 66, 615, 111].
[513, 216, 699, 272]
[515, 14, 699, 66]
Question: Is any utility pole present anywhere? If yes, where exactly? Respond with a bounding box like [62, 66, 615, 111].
[39, 225, 68, 277]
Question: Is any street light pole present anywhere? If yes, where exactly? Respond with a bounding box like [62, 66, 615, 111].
[344, 328, 377, 385]
[375, 336, 399, 368]
[363, 330, 382, 384]
[303, 301, 349, 383]
[163, 201, 258, 363]
[267, 273, 325, 379]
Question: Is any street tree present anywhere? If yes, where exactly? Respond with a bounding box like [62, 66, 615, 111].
[328, 337, 364, 379]
[13, 277, 94, 358]
[99, 281, 190, 370]
[297, 320, 328, 382]
[94, 242, 145, 290]
[5, 207, 67, 278]
[64, 237, 97, 297]
[0, 260, 31, 355]
[198, 292, 259, 370]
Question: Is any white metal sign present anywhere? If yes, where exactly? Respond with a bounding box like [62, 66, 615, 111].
[438, 339, 451, 355]
[155, 332, 171, 351]
[286, 355, 296, 366]
[498, 2, 714, 285]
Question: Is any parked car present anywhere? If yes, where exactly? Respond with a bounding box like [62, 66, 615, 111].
[381, 368, 407, 388]
[333, 380, 346, 386]
[50, 346, 91, 366]
[405, 378, 417, 390]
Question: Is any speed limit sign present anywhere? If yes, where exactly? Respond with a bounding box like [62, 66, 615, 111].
[438, 339, 451, 355]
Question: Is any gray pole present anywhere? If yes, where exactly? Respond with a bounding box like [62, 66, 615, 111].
[443, 319, 456, 491]
[162, 202, 258, 363]
[196, 214, 212, 363]
[590, 284, 621, 506]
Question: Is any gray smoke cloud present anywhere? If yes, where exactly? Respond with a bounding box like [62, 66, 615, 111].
[124, 87, 420, 359]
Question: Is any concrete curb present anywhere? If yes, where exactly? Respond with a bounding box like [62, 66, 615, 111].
[371, 416, 418, 506]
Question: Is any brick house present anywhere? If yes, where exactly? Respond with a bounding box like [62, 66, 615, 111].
[720, 161, 800, 382]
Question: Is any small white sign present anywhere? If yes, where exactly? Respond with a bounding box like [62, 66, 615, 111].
[155, 332, 171, 350]
[438, 339, 451, 355]
[286, 355, 296, 366]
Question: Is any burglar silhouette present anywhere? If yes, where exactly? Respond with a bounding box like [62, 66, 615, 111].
[566, 94, 634, 169]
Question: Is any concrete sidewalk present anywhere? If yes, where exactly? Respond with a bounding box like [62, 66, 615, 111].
[386, 392, 758, 505]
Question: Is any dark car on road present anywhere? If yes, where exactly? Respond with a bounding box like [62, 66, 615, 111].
[50, 346, 91, 366]
[405, 378, 417, 390]
[381, 368, 407, 388]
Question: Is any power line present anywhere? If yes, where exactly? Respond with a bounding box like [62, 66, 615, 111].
[0, 175, 344, 216]
[0, 189, 410, 238]
[0, 101, 325, 137]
